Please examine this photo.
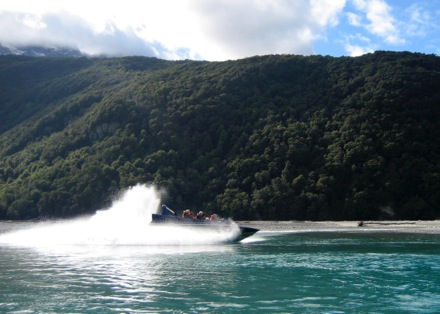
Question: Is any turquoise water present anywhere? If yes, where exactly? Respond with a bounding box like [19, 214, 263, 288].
[1, 230, 440, 313]
[1, 186, 439, 313]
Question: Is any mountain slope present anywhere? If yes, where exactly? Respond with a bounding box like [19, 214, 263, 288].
[0, 52, 440, 220]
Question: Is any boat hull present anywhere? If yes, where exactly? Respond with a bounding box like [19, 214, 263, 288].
[151, 214, 259, 242]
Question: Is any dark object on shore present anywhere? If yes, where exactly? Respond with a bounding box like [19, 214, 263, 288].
[358, 221, 364, 227]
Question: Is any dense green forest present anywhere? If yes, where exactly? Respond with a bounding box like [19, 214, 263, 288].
[0, 51, 439, 220]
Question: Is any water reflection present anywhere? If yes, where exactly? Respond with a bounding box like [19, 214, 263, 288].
[2, 232, 440, 313]
[0, 242, 238, 313]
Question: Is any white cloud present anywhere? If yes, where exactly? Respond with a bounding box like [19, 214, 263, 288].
[0, 11, 166, 57]
[343, 33, 375, 56]
[21, 14, 47, 29]
[351, 0, 404, 44]
[0, 0, 347, 61]
[188, 0, 313, 60]
[345, 43, 370, 56]
[1, 0, 438, 59]
[405, 4, 436, 37]
[189, 0, 347, 60]
[311, 0, 346, 27]
[346, 12, 362, 26]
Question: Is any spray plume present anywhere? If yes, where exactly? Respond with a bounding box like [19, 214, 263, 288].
[0, 184, 240, 246]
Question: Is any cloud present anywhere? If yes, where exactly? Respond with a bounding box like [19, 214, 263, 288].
[345, 44, 370, 56]
[311, 0, 346, 27]
[346, 12, 362, 27]
[0, 0, 347, 61]
[351, 0, 404, 44]
[189, 1, 313, 60]
[343, 33, 375, 56]
[0, 11, 167, 57]
[188, 0, 346, 60]
[340, 0, 411, 56]
[405, 3, 437, 37]
[1, 0, 438, 60]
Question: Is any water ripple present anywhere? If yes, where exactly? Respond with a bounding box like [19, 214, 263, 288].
[1, 232, 440, 313]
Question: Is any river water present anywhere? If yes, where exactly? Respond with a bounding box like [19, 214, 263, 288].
[1, 186, 440, 313]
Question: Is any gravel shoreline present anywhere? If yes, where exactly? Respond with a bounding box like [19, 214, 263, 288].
[1, 220, 440, 236]
[238, 220, 440, 234]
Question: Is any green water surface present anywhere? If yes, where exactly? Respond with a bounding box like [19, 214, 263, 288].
[1, 231, 440, 313]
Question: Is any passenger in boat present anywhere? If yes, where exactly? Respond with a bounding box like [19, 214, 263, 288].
[182, 209, 196, 219]
[196, 211, 206, 220]
[209, 213, 219, 220]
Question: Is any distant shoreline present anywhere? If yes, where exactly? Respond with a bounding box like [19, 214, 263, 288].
[1, 220, 440, 236]
[238, 220, 440, 234]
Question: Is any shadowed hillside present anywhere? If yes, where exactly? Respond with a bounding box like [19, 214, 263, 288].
[1, 51, 440, 220]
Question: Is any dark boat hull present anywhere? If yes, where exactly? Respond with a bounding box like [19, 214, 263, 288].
[151, 214, 259, 242]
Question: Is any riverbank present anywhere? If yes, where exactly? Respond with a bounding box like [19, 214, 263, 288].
[238, 220, 440, 234]
[1, 220, 440, 236]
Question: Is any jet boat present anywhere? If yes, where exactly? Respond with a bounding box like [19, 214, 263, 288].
[151, 205, 259, 242]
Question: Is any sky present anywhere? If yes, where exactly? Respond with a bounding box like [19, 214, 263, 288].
[0, 0, 439, 61]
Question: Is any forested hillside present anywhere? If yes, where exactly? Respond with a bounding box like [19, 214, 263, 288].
[1, 51, 439, 220]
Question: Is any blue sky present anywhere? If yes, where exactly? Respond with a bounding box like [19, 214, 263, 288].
[0, 0, 439, 61]
[315, 0, 440, 57]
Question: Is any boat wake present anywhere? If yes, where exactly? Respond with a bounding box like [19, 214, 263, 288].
[0, 184, 241, 247]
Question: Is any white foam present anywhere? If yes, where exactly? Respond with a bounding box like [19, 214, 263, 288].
[0, 184, 240, 246]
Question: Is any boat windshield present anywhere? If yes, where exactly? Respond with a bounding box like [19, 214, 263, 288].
[161, 205, 176, 216]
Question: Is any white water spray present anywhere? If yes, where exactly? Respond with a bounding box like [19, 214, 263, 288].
[0, 184, 240, 246]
